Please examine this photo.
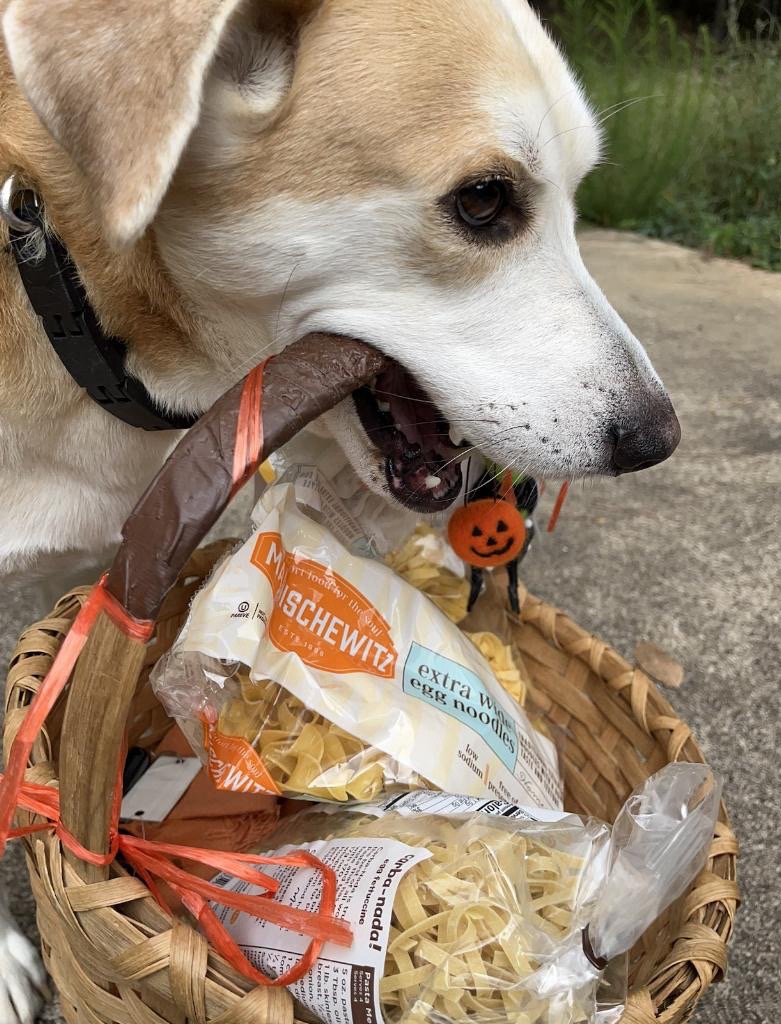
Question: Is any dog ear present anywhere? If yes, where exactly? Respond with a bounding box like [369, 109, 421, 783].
[2, 0, 301, 248]
[202, 7, 299, 131]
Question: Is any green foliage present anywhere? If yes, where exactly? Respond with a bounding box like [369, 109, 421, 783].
[553, 0, 781, 270]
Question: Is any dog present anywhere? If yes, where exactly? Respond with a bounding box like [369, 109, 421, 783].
[0, 902, 47, 1024]
[0, 1, 681, 1019]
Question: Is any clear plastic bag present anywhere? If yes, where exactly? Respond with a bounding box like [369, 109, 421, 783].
[152, 479, 561, 806]
[161, 655, 429, 802]
[208, 764, 720, 1024]
[588, 762, 722, 963]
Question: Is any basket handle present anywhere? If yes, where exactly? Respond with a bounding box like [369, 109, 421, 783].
[57, 333, 386, 879]
[106, 333, 387, 621]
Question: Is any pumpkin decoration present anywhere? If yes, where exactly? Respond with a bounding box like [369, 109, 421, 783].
[448, 469, 539, 615]
[447, 495, 527, 569]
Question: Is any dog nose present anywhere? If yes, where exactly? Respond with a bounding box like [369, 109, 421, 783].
[610, 400, 681, 474]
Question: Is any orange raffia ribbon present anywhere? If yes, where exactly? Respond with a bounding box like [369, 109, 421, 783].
[2, 769, 351, 986]
[0, 576, 153, 854]
[231, 360, 266, 497]
[499, 470, 516, 504]
[0, 364, 354, 987]
[547, 481, 571, 533]
[2, 771, 351, 986]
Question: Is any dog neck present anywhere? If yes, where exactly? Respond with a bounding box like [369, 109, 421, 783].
[0, 63, 264, 576]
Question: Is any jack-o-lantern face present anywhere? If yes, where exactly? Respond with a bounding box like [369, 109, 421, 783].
[447, 498, 527, 569]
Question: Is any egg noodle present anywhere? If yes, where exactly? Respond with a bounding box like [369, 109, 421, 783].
[209, 673, 424, 802]
[385, 525, 471, 624]
[194, 625, 527, 802]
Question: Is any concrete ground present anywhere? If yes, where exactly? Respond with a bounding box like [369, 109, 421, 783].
[1, 230, 779, 1022]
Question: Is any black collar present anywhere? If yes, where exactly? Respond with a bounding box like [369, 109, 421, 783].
[8, 194, 198, 432]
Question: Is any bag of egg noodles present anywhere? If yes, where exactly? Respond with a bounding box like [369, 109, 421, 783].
[209, 765, 721, 1024]
[152, 474, 561, 806]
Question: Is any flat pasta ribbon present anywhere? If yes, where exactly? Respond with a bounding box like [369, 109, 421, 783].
[263, 810, 609, 1024]
[213, 617, 531, 803]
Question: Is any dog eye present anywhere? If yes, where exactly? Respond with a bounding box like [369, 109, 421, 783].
[455, 179, 508, 228]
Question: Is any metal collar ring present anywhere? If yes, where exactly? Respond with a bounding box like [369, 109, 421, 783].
[1, 173, 41, 234]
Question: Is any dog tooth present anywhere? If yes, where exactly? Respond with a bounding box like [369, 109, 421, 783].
[425, 475, 442, 490]
[449, 426, 466, 447]
[377, 400, 391, 412]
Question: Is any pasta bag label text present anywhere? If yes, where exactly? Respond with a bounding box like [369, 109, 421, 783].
[203, 717, 282, 796]
[211, 837, 431, 1024]
[251, 532, 397, 678]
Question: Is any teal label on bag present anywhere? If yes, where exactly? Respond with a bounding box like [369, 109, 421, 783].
[402, 642, 517, 771]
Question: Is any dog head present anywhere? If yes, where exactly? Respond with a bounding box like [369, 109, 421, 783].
[4, 0, 680, 514]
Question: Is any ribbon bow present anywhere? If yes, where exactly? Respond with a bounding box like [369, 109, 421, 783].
[4, 773, 350, 986]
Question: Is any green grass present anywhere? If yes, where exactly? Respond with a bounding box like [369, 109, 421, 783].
[553, 0, 781, 270]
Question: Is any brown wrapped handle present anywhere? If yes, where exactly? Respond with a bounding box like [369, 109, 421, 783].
[58, 332, 386, 898]
[106, 333, 387, 620]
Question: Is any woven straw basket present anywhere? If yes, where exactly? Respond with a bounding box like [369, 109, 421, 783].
[2, 336, 738, 1024]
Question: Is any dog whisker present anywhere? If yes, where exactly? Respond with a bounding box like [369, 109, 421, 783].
[539, 173, 563, 195]
[542, 95, 658, 149]
[596, 94, 659, 126]
[275, 259, 304, 346]
[405, 422, 531, 503]
[534, 87, 580, 143]
[404, 441, 489, 504]
[466, 454, 533, 500]
[373, 389, 446, 405]
[542, 123, 598, 146]
[224, 335, 279, 381]
[220, 257, 307, 383]
[593, 96, 648, 119]
[466, 462, 509, 499]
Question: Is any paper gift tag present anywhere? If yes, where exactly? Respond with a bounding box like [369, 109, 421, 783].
[120, 755, 202, 822]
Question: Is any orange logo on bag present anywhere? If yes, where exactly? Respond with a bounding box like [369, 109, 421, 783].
[203, 720, 282, 796]
[250, 532, 397, 678]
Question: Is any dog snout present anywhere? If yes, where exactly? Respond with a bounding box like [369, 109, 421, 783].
[609, 396, 681, 474]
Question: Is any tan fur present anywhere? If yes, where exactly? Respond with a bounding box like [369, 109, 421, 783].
[1, 0, 552, 425]
[168, 0, 555, 290]
[208, 0, 537, 195]
[174, 0, 542, 214]
[2, 0, 253, 246]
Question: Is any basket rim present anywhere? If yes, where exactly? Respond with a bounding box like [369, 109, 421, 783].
[4, 558, 740, 1024]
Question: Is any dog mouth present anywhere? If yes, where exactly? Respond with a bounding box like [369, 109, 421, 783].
[353, 361, 469, 513]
